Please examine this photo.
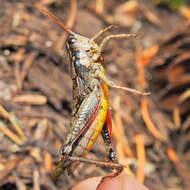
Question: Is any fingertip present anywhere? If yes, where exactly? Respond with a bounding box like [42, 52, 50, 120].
[72, 172, 149, 190]
[97, 172, 149, 190]
[71, 176, 102, 190]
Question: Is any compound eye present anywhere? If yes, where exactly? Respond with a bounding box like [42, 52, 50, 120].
[71, 38, 76, 43]
[68, 36, 76, 44]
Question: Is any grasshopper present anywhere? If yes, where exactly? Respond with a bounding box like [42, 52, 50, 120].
[38, 7, 150, 180]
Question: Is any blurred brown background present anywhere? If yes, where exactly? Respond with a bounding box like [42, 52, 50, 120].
[0, 0, 190, 189]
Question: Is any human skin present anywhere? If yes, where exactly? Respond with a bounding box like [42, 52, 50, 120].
[72, 172, 149, 190]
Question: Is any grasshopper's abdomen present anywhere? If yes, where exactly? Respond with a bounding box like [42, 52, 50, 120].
[75, 88, 108, 155]
[67, 84, 109, 174]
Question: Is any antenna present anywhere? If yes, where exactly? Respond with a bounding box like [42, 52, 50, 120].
[37, 5, 75, 35]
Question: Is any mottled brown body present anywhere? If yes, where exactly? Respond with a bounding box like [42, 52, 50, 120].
[63, 34, 115, 174]
[37, 6, 150, 180]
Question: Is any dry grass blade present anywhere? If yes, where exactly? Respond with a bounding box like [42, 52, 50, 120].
[113, 120, 135, 177]
[0, 155, 24, 186]
[12, 94, 47, 105]
[13, 172, 27, 190]
[135, 134, 146, 184]
[179, 88, 190, 103]
[0, 1, 188, 189]
[167, 147, 190, 188]
[96, 0, 104, 14]
[173, 107, 181, 129]
[0, 121, 23, 145]
[44, 151, 52, 172]
[136, 46, 147, 88]
[179, 6, 190, 20]
[85, 4, 114, 25]
[0, 104, 27, 141]
[15, 62, 22, 91]
[33, 167, 40, 190]
[14, 48, 25, 90]
[112, 96, 134, 157]
[141, 98, 167, 142]
[21, 51, 38, 81]
[112, 96, 135, 176]
[139, 4, 162, 27]
[135, 45, 159, 88]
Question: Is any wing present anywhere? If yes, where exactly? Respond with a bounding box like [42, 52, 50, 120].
[62, 89, 100, 155]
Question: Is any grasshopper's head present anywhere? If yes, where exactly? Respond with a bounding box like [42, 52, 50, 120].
[67, 34, 97, 51]
[67, 34, 100, 54]
[66, 34, 102, 68]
